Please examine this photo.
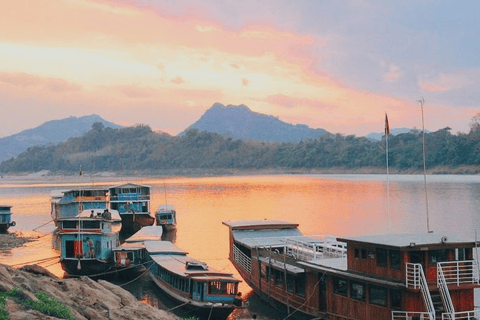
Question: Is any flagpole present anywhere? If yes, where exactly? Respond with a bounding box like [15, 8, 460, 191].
[418, 97, 431, 233]
[385, 113, 390, 234]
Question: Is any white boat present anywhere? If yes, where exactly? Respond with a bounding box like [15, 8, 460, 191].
[155, 204, 177, 232]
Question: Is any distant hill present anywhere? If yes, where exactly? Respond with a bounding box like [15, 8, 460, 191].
[366, 128, 417, 141]
[181, 103, 329, 143]
[0, 115, 121, 162]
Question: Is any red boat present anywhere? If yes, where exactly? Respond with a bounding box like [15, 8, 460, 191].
[223, 220, 480, 320]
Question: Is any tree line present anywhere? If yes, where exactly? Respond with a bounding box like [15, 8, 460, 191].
[1, 119, 480, 174]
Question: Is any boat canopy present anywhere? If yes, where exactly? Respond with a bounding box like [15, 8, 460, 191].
[76, 209, 121, 221]
[145, 240, 188, 255]
[156, 204, 175, 212]
[231, 228, 303, 248]
[223, 220, 298, 230]
[125, 226, 163, 243]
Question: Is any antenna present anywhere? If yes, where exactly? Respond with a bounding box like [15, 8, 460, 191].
[164, 180, 168, 206]
[417, 97, 431, 233]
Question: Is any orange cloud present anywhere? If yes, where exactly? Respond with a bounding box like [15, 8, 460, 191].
[0, 72, 81, 92]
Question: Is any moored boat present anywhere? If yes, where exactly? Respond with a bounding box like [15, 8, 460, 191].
[145, 240, 241, 318]
[58, 208, 121, 276]
[0, 205, 15, 232]
[155, 204, 177, 232]
[109, 183, 155, 237]
[223, 219, 480, 320]
[112, 226, 163, 274]
[51, 188, 108, 226]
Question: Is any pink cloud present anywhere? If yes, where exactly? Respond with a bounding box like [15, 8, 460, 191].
[0, 72, 81, 92]
[265, 94, 327, 110]
[242, 78, 250, 86]
[115, 85, 156, 98]
[420, 84, 450, 92]
[171, 76, 185, 84]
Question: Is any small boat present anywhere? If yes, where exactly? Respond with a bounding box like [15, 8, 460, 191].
[58, 209, 121, 276]
[112, 226, 163, 273]
[155, 204, 177, 232]
[223, 219, 480, 320]
[145, 240, 241, 317]
[51, 188, 109, 226]
[109, 183, 155, 236]
[0, 205, 15, 232]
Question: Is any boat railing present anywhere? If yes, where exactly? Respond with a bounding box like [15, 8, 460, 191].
[441, 309, 480, 320]
[110, 195, 150, 201]
[437, 260, 479, 286]
[284, 237, 346, 261]
[392, 311, 434, 320]
[233, 244, 252, 273]
[437, 263, 455, 316]
[405, 263, 435, 320]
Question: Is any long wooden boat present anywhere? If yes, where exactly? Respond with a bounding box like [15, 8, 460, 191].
[109, 183, 155, 236]
[0, 205, 15, 232]
[145, 240, 241, 318]
[58, 209, 122, 276]
[51, 188, 108, 226]
[112, 226, 163, 273]
[155, 204, 177, 232]
[223, 219, 480, 320]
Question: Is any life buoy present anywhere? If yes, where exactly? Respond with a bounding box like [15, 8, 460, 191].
[10, 221, 15, 227]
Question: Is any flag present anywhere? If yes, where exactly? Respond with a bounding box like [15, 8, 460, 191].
[385, 113, 390, 135]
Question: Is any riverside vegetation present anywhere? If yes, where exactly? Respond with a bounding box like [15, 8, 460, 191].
[2, 114, 480, 174]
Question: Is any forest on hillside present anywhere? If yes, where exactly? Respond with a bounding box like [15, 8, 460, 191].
[1, 119, 480, 174]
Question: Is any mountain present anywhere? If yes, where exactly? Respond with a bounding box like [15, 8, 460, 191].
[0, 115, 122, 162]
[365, 128, 416, 141]
[181, 103, 329, 143]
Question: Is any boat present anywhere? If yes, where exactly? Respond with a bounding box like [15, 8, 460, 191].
[0, 205, 15, 232]
[155, 204, 177, 232]
[145, 240, 242, 318]
[112, 226, 163, 274]
[51, 188, 109, 226]
[223, 219, 480, 320]
[58, 208, 122, 276]
[108, 183, 155, 236]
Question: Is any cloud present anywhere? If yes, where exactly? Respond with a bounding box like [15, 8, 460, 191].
[0, 72, 81, 92]
[171, 76, 185, 84]
[419, 73, 466, 92]
[383, 64, 403, 82]
[242, 78, 250, 86]
[115, 85, 156, 98]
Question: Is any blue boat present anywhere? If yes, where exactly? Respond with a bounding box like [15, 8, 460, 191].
[112, 226, 163, 274]
[0, 205, 15, 233]
[58, 208, 122, 276]
[145, 241, 241, 317]
[155, 204, 177, 232]
[51, 188, 108, 226]
[109, 183, 155, 236]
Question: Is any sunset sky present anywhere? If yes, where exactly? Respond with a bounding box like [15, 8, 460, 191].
[1, 0, 479, 138]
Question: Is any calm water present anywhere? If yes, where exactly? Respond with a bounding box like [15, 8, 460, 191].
[1, 174, 480, 319]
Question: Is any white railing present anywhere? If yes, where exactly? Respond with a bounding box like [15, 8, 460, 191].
[233, 244, 252, 273]
[441, 310, 480, 320]
[405, 263, 435, 320]
[392, 311, 433, 320]
[437, 260, 479, 286]
[437, 263, 455, 315]
[284, 237, 346, 261]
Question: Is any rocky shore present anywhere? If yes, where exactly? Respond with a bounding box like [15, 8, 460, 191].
[0, 263, 179, 320]
[0, 233, 33, 254]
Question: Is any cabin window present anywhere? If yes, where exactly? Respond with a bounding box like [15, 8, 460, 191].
[376, 248, 387, 267]
[361, 249, 367, 259]
[369, 286, 387, 306]
[430, 250, 448, 264]
[350, 281, 365, 301]
[286, 273, 295, 293]
[456, 248, 466, 261]
[355, 248, 360, 259]
[274, 269, 284, 287]
[62, 221, 77, 229]
[390, 289, 402, 309]
[208, 281, 228, 295]
[295, 273, 305, 297]
[333, 277, 348, 296]
[83, 221, 100, 229]
[390, 250, 401, 269]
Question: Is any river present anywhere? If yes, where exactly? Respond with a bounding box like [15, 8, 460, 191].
[1, 174, 480, 319]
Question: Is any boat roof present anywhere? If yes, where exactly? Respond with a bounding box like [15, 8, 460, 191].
[145, 240, 188, 255]
[156, 204, 175, 212]
[59, 187, 108, 194]
[149, 253, 238, 280]
[223, 220, 299, 230]
[109, 183, 150, 189]
[73, 209, 121, 221]
[113, 242, 146, 251]
[337, 232, 479, 248]
[0, 205, 12, 209]
[125, 226, 163, 243]
[231, 228, 303, 248]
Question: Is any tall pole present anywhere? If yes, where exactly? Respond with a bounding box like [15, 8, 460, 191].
[418, 97, 431, 233]
[385, 113, 390, 234]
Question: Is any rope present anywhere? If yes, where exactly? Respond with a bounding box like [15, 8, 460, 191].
[118, 262, 154, 287]
[9, 256, 60, 267]
[32, 219, 54, 231]
[167, 301, 190, 312]
[207, 304, 214, 320]
[282, 272, 326, 320]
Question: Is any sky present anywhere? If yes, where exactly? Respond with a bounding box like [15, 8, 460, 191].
[1, 0, 479, 138]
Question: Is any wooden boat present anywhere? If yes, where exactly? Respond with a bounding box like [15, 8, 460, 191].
[0, 205, 15, 232]
[223, 219, 480, 320]
[51, 188, 108, 226]
[108, 183, 155, 236]
[112, 226, 163, 273]
[155, 204, 177, 232]
[145, 240, 241, 317]
[58, 209, 121, 276]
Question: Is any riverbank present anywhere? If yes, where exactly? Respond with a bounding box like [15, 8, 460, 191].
[0, 233, 33, 254]
[0, 263, 179, 320]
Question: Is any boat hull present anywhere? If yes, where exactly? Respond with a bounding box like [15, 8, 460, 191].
[61, 258, 112, 277]
[120, 213, 155, 235]
[0, 221, 14, 233]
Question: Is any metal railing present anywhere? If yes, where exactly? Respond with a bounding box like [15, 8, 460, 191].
[437, 260, 479, 286]
[441, 310, 480, 320]
[437, 263, 455, 315]
[233, 244, 252, 273]
[392, 311, 434, 320]
[284, 237, 346, 261]
[405, 263, 435, 320]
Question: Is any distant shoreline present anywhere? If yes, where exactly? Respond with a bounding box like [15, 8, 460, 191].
[0, 165, 479, 185]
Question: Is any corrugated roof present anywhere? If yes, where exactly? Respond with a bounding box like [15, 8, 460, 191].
[232, 229, 303, 248]
[223, 220, 298, 230]
[126, 226, 163, 242]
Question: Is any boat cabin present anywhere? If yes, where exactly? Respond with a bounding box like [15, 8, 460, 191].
[51, 188, 108, 224]
[109, 183, 150, 214]
[155, 204, 177, 231]
[0, 205, 15, 232]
